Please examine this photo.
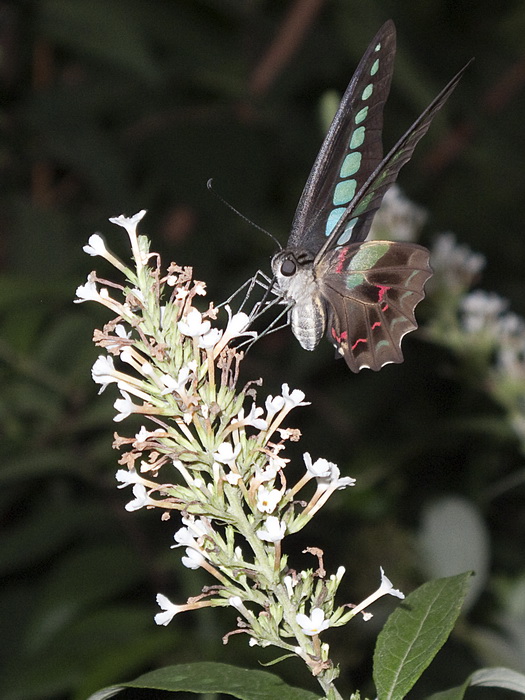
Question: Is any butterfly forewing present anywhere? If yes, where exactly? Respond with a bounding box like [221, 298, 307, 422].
[317, 241, 433, 372]
[317, 60, 471, 259]
[288, 21, 396, 253]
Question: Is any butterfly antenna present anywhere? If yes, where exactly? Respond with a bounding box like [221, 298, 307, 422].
[207, 179, 282, 250]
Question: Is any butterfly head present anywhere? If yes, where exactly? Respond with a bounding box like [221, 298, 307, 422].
[271, 247, 315, 289]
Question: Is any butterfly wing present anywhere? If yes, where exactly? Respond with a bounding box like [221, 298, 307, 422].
[317, 241, 432, 372]
[316, 59, 472, 260]
[288, 21, 396, 252]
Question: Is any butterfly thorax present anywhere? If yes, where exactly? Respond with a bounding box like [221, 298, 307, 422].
[271, 247, 327, 351]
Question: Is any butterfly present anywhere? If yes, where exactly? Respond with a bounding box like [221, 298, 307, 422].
[271, 20, 469, 373]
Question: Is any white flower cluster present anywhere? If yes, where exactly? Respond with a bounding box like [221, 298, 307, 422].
[429, 232, 485, 294]
[78, 210, 406, 690]
[369, 185, 427, 242]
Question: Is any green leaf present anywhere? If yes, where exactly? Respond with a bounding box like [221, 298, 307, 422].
[425, 678, 470, 700]
[87, 662, 321, 700]
[373, 572, 473, 700]
[470, 667, 525, 694]
[426, 666, 525, 699]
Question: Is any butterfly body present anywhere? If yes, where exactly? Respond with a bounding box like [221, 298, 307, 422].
[271, 247, 327, 350]
[271, 20, 468, 372]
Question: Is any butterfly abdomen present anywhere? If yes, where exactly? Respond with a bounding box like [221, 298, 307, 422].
[272, 248, 327, 351]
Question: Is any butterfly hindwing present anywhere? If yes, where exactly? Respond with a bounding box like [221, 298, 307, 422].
[288, 21, 396, 252]
[317, 241, 432, 372]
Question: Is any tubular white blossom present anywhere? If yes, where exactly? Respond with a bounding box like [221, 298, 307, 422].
[115, 468, 143, 488]
[303, 452, 335, 478]
[91, 355, 118, 393]
[125, 483, 154, 511]
[83, 233, 109, 257]
[296, 608, 330, 636]
[281, 384, 309, 409]
[74, 277, 102, 303]
[256, 486, 281, 514]
[257, 515, 286, 542]
[113, 389, 138, 422]
[154, 593, 182, 626]
[198, 327, 223, 349]
[178, 308, 211, 338]
[213, 441, 241, 465]
[265, 394, 285, 418]
[181, 547, 206, 569]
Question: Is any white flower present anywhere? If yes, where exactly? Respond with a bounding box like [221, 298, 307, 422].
[377, 567, 404, 599]
[91, 355, 117, 393]
[244, 404, 268, 430]
[316, 463, 355, 492]
[109, 210, 147, 236]
[348, 567, 405, 621]
[257, 515, 286, 542]
[281, 383, 309, 409]
[105, 324, 132, 351]
[303, 452, 334, 478]
[369, 185, 427, 243]
[74, 276, 103, 303]
[134, 425, 163, 442]
[198, 327, 223, 349]
[178, 309, 211, 338]
[213, 441, 241, 465]
[265, 394, 285, 418]
[430, 233, 485, 292]
[181, 547, 206, 569]
[174, 515, 209, 548]
[256, 486, 281, 514]
[225, 471, 242, 485]
[284, 575, 296, 597]
[173, 527, 197, 548]
[115, 468, 142, 488]
[83, 233, 108, 257]
[255, 464, 278, 483]
[461, 290, 508, 335]
[222, 306, 257, 343]
[234, 404, 268, 430]
[154, 593, 181, 626]
[161, 366, 193, 395]
[113, 389, 137, 422]
[296, 608, 330, 636]
[125, 483, 153, 511]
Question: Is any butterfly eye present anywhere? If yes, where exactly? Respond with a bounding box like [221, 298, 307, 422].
[280, 259, 296, 276]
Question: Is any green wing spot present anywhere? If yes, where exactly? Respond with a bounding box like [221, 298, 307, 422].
[370, 58, 379, 76]
[350, 126, 365, 149]
[375, 42, 381, 52]
[362, 84, 373, 100]
[346, 272, 365, 289]
[405, 270, 419, 287]
[355, 106, 368, 124]
[325, 207, 346, 236]
[340, 152, 362, 177]
[333, 179, 357, 206]
[347, 243, 390, 271]
[337, 218, 357, 245]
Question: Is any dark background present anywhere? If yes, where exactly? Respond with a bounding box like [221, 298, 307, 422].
[2, 1, 525, 698]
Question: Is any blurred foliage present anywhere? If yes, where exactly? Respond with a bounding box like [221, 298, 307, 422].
[2, 1, 525, 699]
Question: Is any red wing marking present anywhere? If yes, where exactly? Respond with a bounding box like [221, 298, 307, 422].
[335, 248, 347, 274]
[377, 284, 389, 302]
[331, 327, 348, 344]
[371, 321, 381, 329]
[351, 337, 367, 350]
